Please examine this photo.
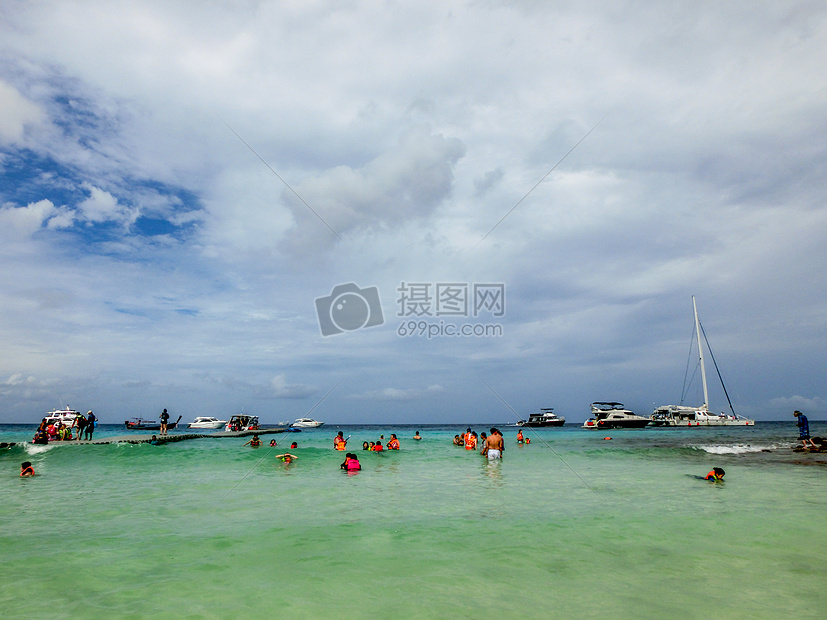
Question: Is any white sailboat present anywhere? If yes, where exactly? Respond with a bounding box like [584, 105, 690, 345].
[650, 297, 754, 427]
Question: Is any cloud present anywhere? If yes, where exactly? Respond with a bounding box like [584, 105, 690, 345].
[278, 131, 466, 256]
[0, 80, 44, 144]
[350, 384, 445, 401]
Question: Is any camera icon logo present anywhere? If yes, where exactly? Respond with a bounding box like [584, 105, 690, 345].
[315, 283, 385, 336]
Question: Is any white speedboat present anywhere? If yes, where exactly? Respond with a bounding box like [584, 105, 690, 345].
[583, 402, 650, 429]
[650, 297, 754, 427]
[43, 407, 83, 425]
[517, 408, 565, 427]
[187, 416, 228, 429]
[290, 418, 324, 428]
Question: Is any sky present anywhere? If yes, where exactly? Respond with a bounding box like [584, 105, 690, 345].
[1, 0, 825, 425]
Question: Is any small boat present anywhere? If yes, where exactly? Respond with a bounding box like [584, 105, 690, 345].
[186, 416, 228, 429]
[224, 414, 260, 432]
[650, 297, 754, 427]
[124, 416, 181, 431]
[517, 408, 565, 427]
[290, 418, 324, 428]
[43, 407, 83, 426]
[583, 402, 650, 429]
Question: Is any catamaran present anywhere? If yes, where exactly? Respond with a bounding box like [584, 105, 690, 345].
[650, 297, 754, 427]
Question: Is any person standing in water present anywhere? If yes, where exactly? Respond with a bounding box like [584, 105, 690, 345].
[484, 428, 504, 459]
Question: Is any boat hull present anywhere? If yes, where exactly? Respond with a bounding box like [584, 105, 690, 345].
[520, 419, 565, 427]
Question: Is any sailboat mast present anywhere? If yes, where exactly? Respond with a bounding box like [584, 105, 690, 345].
[692, 296, 709, 410]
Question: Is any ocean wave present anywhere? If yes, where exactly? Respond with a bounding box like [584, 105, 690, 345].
[692, 443, 782, 455]
[23, 443, 55, 455]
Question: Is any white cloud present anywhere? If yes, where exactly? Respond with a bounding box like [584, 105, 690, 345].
[0, 80, 44, 144]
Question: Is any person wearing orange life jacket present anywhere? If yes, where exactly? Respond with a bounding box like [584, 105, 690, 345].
[464, 431, 477, 450]
[20, 462, 35, 476]
[387, 434, 400, 450]
[704, 467, 725, 481]
[517, 429, 524, 444]
[334, 431, 348, 451]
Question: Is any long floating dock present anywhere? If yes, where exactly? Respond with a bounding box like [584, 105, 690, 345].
[39, 428, 288, 445]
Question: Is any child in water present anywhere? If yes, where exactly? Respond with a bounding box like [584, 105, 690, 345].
[704, 467, 725, 481]
[20, 462, 35, 477]
[341, 453, 361, 471]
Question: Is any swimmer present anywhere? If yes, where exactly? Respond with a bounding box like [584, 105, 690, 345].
[334, 431, 348, 451]
[387, 434, 400, 450]
[413, 431, 421, 440]
[373, 441, 384, 452]
[484, 428, 504, 459]
[341, 452, 361, 471]
[524, 437, 530, 444]
[243, 434, 262, 447]
[269, 439, 277, 447]
[275, 453, 297, 463]
[290, 442, 297, 449]
[363, 441, 370, 450]
[20, 462, 35, 477]
[517, 429, 524, 444]
[704, 467, 725, 481]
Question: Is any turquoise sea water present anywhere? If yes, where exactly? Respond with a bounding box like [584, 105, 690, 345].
[1, 422, 825, 619]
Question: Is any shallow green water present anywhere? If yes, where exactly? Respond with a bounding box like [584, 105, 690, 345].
[1, 423, 825, 618]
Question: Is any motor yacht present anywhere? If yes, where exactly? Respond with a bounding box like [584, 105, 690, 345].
[290, 418, 324, 428]
[583, 402, 650, 429]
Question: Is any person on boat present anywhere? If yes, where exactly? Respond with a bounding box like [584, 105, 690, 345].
[276, 453, 297, 463]
[484, 428, 504, 460]
[704, 467, 725, 481]
[46, 422, 57, 441]
[334, 431, 347, 451]
[517, 429, 524, 444]
[159, 409, 170, 436]
[84, 411, 96, 441]
[243, 434, 262, 447]
[20, 462, 35, 476]
[413, 431, 421, 440]
[794, 410, 816, 448]
[341, 453, 361, 471]
[387, 434, 400, 450]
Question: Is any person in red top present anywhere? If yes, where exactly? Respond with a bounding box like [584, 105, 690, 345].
[20, 462, 35, 476]
[373, 441, 384, 452]
[387, 434, 400, 450]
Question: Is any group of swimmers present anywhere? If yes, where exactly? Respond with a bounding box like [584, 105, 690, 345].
[358, 434, 400, 452]
[453, 427, 506, 459]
